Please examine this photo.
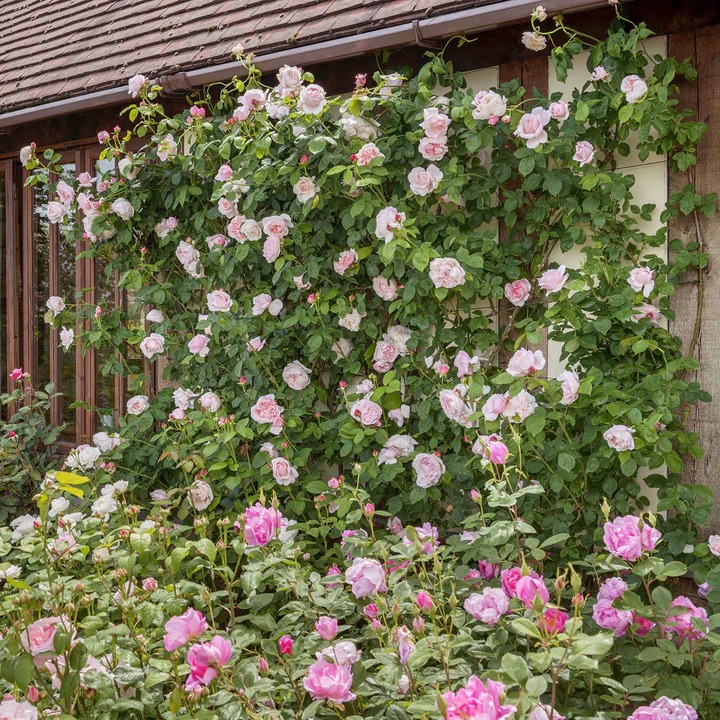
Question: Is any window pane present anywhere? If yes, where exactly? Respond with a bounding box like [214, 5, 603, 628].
[32, 183, 51, 390]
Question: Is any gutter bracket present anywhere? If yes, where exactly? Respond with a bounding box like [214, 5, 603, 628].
[158, 72, 194, 97]
[412, 20, 443, 50]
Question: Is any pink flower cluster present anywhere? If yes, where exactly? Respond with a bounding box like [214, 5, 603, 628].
[441, 676, 516, 720]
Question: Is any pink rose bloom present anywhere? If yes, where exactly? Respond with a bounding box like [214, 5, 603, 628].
[282, 361, 311, 390]
[139, 332, 165, 359]
[472, 90, 507, 120]
[530, 704, 565, 720]
[597, 577, 628, 603]
[388, 404, 409, 427]
[356, 142, 384, 166]
[163, 609, 207, 652]
[548, 101, 569, 121]
[504, 279, 531, 307]
[420, 107, 451, 139]
[215, 164, 233, 182]
[206, 233, 229, 251]
[620, 75, 648, 104]
[513, 107, 551, 148]
[350, 398, 383, 427]
[188, 334, 210, 358]
[217, 197, 238, 218]
[55, 180, 75, 205]
[593, 599, 633, 637]
[207, 290, 233, 313]
[416, 591, 434, 610]
[454, 350, 480, 378]
[439, 389, 475, 428]
[473, 436, 509, 464]
[628, 267, 655, 297]
[402, 522, 439, 554]
[199, 392, 222, 412]
[262, 235, 281, 263]
[142, 577, 158, 592]
[303, 658, 355, 704]
[97, 130, 110, 143]
[252, 293, 273, 316]
[185, 635, 232, 689]
[429, 257, 466, 289]
[298, 84, 327, 114]
[538, 608, 568, 635]
[0, 700, 38, 719]
[516, 575, 550, 608]
[663, 596, 709, 639]
[592, 66, 609, 81]
[408, 164, 443, 196]
[482, 393, 508, 422]
[375, 206, 406, 242]
[418, 137, 448, 161]
[501, 567, 538, 598]
[20, 616, 73, 666]
[603, 424, 635, 452]
[333, 249, 358, 275]
[251, 394, 283, 425]
[464, 588, 509, 625]
[128, 73, 147, 97]
[373, 340, 400, 373]
[478, 561, 499, 579]
[631, 302, 663, 325]
[293, 176, 316, 203]
[538, 265, 568, 294]
[708, 534, 720, 557]
[339, 309, 365, 332]
[271, 457, 298, 486]
[503, 390, 537, 422]
[645, 697, 697, 720]
[262, 214, 293, 238]
[633, 613, 655, 637]
[412, 453, 445, 488]
[373, 275, 399, 301]
[278, 634, 294, 655]
[603, 515, 661, 561]
[441, 676, 515, 720]
[243, 503, 286, 546]
[573, 140, 595, 166]
[506, 348, 545, 377]
[345, 557, 387, 598]
[315, 616, 338, 641]
[556, 369, 579, 405]
[247, 336, 265, 353]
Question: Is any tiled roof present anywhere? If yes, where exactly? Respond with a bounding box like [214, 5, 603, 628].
[0, 0, 493, 112]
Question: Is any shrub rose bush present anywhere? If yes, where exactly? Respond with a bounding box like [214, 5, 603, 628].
[4, 5, 720, 718]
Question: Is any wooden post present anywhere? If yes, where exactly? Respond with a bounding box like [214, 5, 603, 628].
[669, 27, 720, 532]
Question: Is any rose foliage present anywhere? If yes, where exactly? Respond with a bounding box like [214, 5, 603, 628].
[3, 7, 720, 720]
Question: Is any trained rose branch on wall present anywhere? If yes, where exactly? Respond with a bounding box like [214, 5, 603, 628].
[0, 4, 718, 720]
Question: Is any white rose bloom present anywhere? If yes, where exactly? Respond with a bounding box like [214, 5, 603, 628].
[293, 176, 317, 203]
[146, 309, 164, 323]
[66, 444, 101, 471]
[48, 497, 71, 518]
[59, 327, 74, 351]
[91, 495, 118, 520]
[188, 480, 214, 511]
[46, 296, 65, 316]
[199, 391, 222, 412]
[0, 564, 22, 579]
[126, 395, 149, 415]
[111, 198, 135, 220]
[10, 515, 38, 542]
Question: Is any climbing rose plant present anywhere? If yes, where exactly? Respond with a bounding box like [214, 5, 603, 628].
[4, 5, 719, 719]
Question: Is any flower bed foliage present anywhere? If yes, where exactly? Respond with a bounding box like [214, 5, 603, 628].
[2, 5, 719, 719]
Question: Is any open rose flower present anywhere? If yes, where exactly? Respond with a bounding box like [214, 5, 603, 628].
[188, 334, 210, 358]
[334, 249, 358, 275]
[538, 265, 568, 294]
[293, 176, 317, 203]
[250, 394, 283, 426]
[573, 140, 595, 166]
[429, 257, 465, 289]
[282, 361, 311, 390]
[408, 164, 443, 196]
[164, 609, 208, 652]
[375, 206, 405, 242]
[604, 514, 661, 561]
[207, 290, 233, 313]
[504, 279, 531, 307]
[513, 107, 550, 148]
[412, 453, 445, 488]
[350, 398, 382, 427]
[185, 636, 232, 690]
[506, 348, 545, 377]
[420, 107, 451, 139]
[139, 332, 165, 359]
[556, 369, 580, 405]
[242, 503, 288, 546]
[303, 658, 355, 704]
[126, 395, 149, 415]
[373, 275, 398, 301]
[472, 90, 507, 120]
[441, 676, 515, 720]
[188, 480, 214, 511]
[345, 557, 386, 598]
[21, 616, 74, 666]
[603, 424, 635, 451]
[298, 84, 327, 114]
[271, 457, 298, 486]
[621, 74, 648, 104]
[628, 267, 655, 297]
[464, 588, 509, 625]
[356, 142, 384, 166]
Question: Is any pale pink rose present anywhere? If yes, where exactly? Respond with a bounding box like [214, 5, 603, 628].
[506, 348, 545, 377]
[156, 134, 178, 162]
[126, 395, 149, 415]
[188, 480, 214, 510]
[592, 66, 609, 81]
[170, 408, 186, 420]
[207, 290, 233, 313]
[47, 201, 67, 224]
[246, 337, 265, 353]
[339, 309, 365, 332]
[504, 279, 531, 307]
[503, 390, 537, 422]
[644, 698, 697, 720]
[620, 75, 648, 104]
[282, 361, 311, 390]
[217, 197, 238, 219]
[239, 88, 267, 112]
[420, 108, 451, 139]
[375, 206, 405, 242]
[76, 171, 93, 187]
[262, 235, 281, 263]
[372, 275, 399, 301]
[293, 274, 311, 290]
[428, 257, 465, 288]
[628, 267, 655, 297]
[439, 389, 475, 428]
[464, 588, 509, 625]
[46, 295, 65, 315]
[556, 369, 580, 404]
[373, 340, 400, 373]
[377, 434, 417, 465]
[176, 240, 200, 267]
[146, 308, 164, 323]
[482, 393, 508, 422]
[262, 214, 293, 238]
[472, 90, 507, 120]
[708, 534, 720, 557]
[250, 394, 283, 425]
[402, 522, 439, 554]
[276, 65, 303, 96]
[173, 388, 197, 410]
[513, 107, 551, 148]
[412, 453, 445, 488]
[303, 658, 355, 704]
[521, 31, 547, 51]
[356, 142, 384, 166]
[252, 293, 272, 316]
[199, 391, 222, 412]
[538, 265, 568, 294]
[356, 379, 374, 395]
[388, 404, 410, 427]
[603, 424, 635, 451]
[164, 609, 207, 652]
[271, 457, 298, 486]
[21, 616, 73, 666]
[515, 575, 550, 608]
[239, 218, 262, 242]
[454, 350, 480, 378]
[350, 398, 382, 427]
[418, 137, 448, 161]
[293, 176, 316, 203]
[268, 299, 284, 316]
[345, 557, 387, 598]
[604, 514, 660, 561]
[334, 249, 359, 275]
[139, 332, 165, 359]
[573, 140, 595, 166]
[215, 164, 233, 182]
[386, 324, 412, 354]
[408, 164, 443, 196]
[188, 334, 210, 358]
[206, 233, 229, 251]
[315, 616, 339, 641]
[55, 180, 75, 205]
[0, 699, 38, 718]
[298, 84, 327, 114]
[548, 101, 570, 121]
[128, 74, 147, 97]
[631, 303, 663, 325]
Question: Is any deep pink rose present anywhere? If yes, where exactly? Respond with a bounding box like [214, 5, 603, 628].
[538, 608, 568, 635]
[603, 515, 661, 561]
[185, 635, 232, 689]
[315, 616, 338, 641]
[242, 503, 287, 546]
[504, 279, 531, 307]
[515, 575, 550, 609]
[164, 609, 208, 652]
[303, 658, 355, 704]
[441, 676, 515, 720]
[663, 596, 709, 639]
